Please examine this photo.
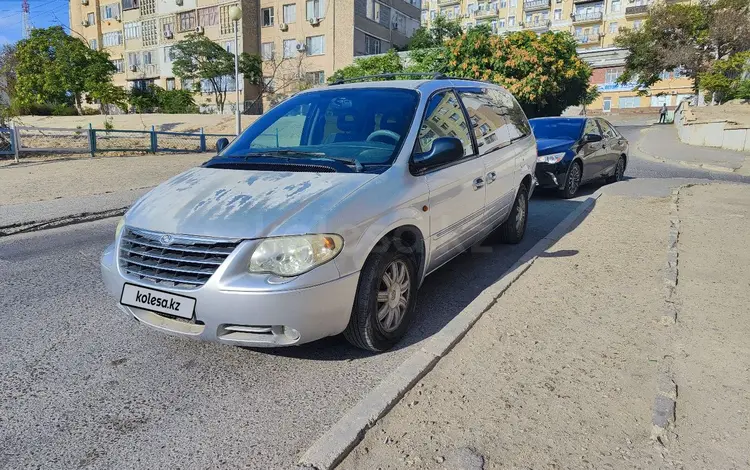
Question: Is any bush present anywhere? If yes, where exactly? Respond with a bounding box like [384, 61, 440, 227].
[156, 89, 198, 114]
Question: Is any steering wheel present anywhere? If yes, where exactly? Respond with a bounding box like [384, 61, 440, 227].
[366, 129, 400, 144]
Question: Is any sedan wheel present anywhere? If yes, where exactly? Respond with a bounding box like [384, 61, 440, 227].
[609, 157, 626, 183]
[561, 162, 581, 199]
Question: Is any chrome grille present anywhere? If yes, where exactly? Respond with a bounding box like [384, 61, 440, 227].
[119, 228, 240, 288]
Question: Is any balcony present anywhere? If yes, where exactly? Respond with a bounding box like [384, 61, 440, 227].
[438, 0, 461, 5]
[524, 0, 551, 11]
[625, 4, 649, 15]
[572, 11, 603, 23]
[573, 0, 602, 3]
[521, 19, 551, 32]
[575, 35, 600, 45]
[473, 6, 499, 18]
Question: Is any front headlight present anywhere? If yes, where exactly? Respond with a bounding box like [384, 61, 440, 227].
[248, 234, 344, 277]
[115, 217, 126, 239]
[537, 152, 566, 164]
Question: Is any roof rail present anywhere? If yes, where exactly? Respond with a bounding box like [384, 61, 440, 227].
[329, 72, 450, 86]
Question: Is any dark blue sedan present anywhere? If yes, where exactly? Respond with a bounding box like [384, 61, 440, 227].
[530, 117, 628, 198]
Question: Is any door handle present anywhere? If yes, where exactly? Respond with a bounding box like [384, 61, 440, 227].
[472, 177, 485, 190]
[486, 171, 497, 183]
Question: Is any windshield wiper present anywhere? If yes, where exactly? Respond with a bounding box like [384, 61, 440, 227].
[246, 150, 364, 173]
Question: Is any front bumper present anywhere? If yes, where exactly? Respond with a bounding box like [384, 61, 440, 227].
[100, 242, 359, 347]
[535, 161, 571, 190]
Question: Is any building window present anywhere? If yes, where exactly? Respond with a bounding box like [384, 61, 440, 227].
[659, 70, 671, 80]
[86, 12, 95, 24]
[604, 67, 622, 84]
[618, 96, 639, 108]
[261, 42, 275, 60]
[112, 58, 124, 73]
[100, 3, 120, 19]
[262, 7, 275, 27]
[525, 12, 532, 22]
[611, 0, 621, 12]
[263, 77, 275, 93]
[554, 8, 562, 20]
[143, 50, 153, 65]
[633, 19, 642, 30]
[499, 18, 506, 27]
[650, 94, 672, 107]
[163, 46, 175, 63]
[283, 3, 296, 23]
[128, 52, 141, 69]
[366, 0, 381, 21]
[224, 40, 235, 54]
[609, 21, 618, 33]
[179, 11, 196, 32]
[603, 97, 612, 111]
[122, 0, 138, 10]
[305, 35, 325, 55]
[124, 21, 140, 39]
[305, 71, 325, 85]
[89, 39, 98, 50]
[283, 39, 298, 58]
[510, 0, 517, 7]
[364, 34, 381, 55]
[198, 7, 218, 27]
[508, 16, 515, 26]
[166, 77, 176, 91]
[392, 10, 407, 34]
[306, 0, 325, 20]
[161, 16, 174, 38]
[102, 31, 122, 47]
[500, 0, 507, 7]
[139, 0, 155, 16]
[142, 19, 158, 46]
[220, 5, 238, 34]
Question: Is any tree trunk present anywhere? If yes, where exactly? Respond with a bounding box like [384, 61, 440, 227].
[74, 94, 84, 115]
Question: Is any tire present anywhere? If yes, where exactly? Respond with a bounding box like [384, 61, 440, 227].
[560, 161, 582, 199]
[343, 246, 418, 352]
[606, 156, 626, 184]
[491, 184, 528, 245]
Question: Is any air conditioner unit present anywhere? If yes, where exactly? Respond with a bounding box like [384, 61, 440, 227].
[598, 31, 606, 37]
[114, 15, 121, 21]
[392, 21, 399, 28]
[195, 26, 205, 34]
[81, 20, 90, 27]
[295, 43, 306, 52]
[130, 65, 138, 72]
[175, 0, 183, 5]
[309, 17, 320, 26]
[81, 0, 88, 4]
[279, 22, 288, 31]
[164, 30, 173, 39]
[463, 13, 470, 18]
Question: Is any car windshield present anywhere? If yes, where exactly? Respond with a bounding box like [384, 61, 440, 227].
[221, 88, 420, 167]
[530, 119, 584, 140]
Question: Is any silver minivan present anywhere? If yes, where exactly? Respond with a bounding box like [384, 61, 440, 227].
[100, 76, 537, 352]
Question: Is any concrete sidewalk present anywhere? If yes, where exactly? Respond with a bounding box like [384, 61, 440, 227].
[0, 153, 206, 231]
[637, 125, 750, 175]
[339, 182, 750, 469]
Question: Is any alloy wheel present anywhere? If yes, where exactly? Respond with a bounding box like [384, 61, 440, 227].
[515, 193, 527, 233]
[615, 158, 625, 181]
[376, 260, 411, 333]
[568, 163, 581, 195]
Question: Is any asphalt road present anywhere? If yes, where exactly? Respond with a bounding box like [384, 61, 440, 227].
[2, 123, 748, 469]
[0, 192, 591, 470]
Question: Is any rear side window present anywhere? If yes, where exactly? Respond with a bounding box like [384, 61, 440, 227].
[457, 88, 511, 155]
[502, 91, 532, 140]
[417, 91, 473, 157]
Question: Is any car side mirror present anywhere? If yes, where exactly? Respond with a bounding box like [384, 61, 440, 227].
[412, 137, 464, 171]
[583, 133, 602, 144]
[216, 137, 230, 153]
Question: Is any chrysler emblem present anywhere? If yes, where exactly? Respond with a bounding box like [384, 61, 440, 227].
[159, 234, 174, 246]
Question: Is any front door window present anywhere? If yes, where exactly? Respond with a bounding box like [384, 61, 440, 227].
[418, 91, 473, 158]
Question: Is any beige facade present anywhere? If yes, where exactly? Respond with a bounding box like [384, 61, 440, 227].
[69, 0, 421, 113]
[420, 0, 697, 112]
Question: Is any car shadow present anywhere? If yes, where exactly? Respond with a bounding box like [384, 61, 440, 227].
[257, 191, 598, 361]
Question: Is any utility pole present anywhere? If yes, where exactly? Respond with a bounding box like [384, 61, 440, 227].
[22, 0, 31, 39]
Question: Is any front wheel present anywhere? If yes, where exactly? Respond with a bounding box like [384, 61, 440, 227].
[344, 247, 418, 352]
[560, 161, 582, 199]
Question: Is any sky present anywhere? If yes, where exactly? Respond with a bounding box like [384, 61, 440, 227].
[0, 0, 70, 45]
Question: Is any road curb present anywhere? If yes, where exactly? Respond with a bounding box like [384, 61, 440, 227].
[0, 207, 127, 237]
[298, 191, 602, 470]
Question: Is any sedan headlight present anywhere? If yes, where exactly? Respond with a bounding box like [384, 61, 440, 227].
[115, 217, 126, 239]
[537, 152, 566, 164]
[249, 234, 344, 277]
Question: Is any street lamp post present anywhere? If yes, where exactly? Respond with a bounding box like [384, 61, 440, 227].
[229, 5, 242, 136]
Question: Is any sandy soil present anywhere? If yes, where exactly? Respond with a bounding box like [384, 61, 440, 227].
[686, 102, 750, 126]
[341, 194, 672, 469]
[12, 114, 260, 134]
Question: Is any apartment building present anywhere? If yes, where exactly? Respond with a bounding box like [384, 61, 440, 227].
[420, 0, 695, 112]
[68, 0, 422, 112]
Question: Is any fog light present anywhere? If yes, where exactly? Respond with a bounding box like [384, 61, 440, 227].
[283, 326, 300, 341]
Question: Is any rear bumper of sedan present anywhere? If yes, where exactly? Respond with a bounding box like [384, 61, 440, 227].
[100, 242, 358, 347]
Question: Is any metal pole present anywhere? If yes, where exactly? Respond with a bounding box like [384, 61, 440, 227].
[234, 19, 241, 136]
[11, 122, 19, 163]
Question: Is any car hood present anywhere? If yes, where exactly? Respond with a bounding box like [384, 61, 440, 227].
[536, 138, 576, 155]
[125, 167, 378, 239]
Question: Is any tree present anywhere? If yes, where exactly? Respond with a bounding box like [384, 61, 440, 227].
[87, 82, 128, 114]
[172, 34, 261, 113]
[156, 88, 198, 113]
[698, 51, 750, 102]
[407, 15, 463, 50]
[614, 0, 750, 93]
[14, 26, 116, 114]
[328, 49, 404, 83]
[128, 85, 160, 113]
[244, 50, 309, 113]
[0, 44, 17, 125]
[580, 85, 601, 116]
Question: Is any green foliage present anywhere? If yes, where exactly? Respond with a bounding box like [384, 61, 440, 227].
[328, 49, 403, 83]
[129, 85, 160, 114]
[614, 0, 750, 90]
[156, 88, 198, 113]
[698, 51, 750, 102]
[87, 82, 128, 113]
[171, 34, 261, 112]
[104, 116, 114, 131]
[13, 26, 116, 114]
[0, 44, 17, 124]
[407, 15, 463, 50]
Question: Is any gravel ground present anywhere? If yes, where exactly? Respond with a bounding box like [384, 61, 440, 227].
[341, 193, 672, 469]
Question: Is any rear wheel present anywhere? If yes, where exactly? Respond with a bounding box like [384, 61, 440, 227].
[606, 156, 626, 184]
[560, 161, 582, 199]
[344, 247, 418, 352]
[488, 184, 528, 245]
